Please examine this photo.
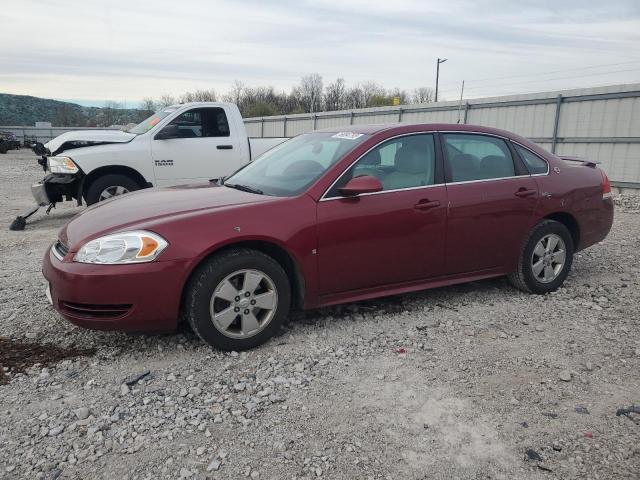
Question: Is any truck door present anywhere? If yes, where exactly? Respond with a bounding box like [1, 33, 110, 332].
[151, 106, 242, 186]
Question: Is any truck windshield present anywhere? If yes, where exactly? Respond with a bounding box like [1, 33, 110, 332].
[224, 132, 369, 197]
[127, 106, 179, 134]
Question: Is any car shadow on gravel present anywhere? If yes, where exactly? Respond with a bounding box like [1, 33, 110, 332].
[283, 276, 517, 336]
[40, 276, 518, 353]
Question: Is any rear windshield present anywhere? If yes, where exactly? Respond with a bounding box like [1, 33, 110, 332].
[224, 132, 369, 197]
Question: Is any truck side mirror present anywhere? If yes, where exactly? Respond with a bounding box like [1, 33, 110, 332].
[154, 124, 180, 140]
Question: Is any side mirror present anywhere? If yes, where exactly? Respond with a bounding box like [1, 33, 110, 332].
[338, 175, 383, 196]
[154, 124, 180, 140]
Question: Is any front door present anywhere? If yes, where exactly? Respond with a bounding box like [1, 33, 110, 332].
[441, 133, 539, 274]
[316, 133, 448, 296]
[151, 106, 241, 186]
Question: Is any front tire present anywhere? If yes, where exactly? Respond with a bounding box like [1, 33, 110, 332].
[508, 220, 574, 294]
[185, 248, 291, 351]
[85, 174, 140, 205]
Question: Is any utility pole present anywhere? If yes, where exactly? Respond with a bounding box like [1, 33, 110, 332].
[435, 57, 447, 102]
[457, 80, 465, 123]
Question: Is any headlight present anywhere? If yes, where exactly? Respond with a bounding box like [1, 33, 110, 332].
[74, 230, 168, 264]
[48, 156, 79, 174]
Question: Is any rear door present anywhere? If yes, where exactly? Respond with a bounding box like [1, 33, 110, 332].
[151, 106, 242, 186]
[316, 133, 448, 296]
[441, 132, 538, 274]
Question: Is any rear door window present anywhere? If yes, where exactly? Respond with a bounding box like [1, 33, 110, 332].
[513, 144, 548, 174]
[443, 133, 516, 182]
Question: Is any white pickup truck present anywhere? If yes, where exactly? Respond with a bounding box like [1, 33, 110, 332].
[30, 102, 287, 206]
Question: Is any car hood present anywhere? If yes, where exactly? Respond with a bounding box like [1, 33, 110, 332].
[61, 184, 276, 250]
[46, 129, 136, 154]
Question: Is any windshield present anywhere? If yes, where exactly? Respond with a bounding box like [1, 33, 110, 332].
[127, 106, 179, 134]
[225, 132, 369, 197]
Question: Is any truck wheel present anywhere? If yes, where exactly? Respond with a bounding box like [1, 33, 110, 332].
[508, 220, 574, 294]
[85, 174, 140, 205]
[0, 141, 8, 154]
[185, 248, 291, 351]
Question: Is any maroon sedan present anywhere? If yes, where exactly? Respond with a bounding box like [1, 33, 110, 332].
[43, 124, 613, 350]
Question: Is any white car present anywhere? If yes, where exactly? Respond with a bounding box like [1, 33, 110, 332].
[30, 102, 287, 206]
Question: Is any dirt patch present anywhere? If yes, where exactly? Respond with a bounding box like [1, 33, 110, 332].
[0, 337, 95, 385]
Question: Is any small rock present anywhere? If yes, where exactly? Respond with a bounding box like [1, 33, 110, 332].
[75, 407, 90, 420]
[48, 425, 64, 436]
[207, 459, 221, 471]
[558, 370, 572, 382]
[526, 449, 543, 462]
[120, 383, 130, 395]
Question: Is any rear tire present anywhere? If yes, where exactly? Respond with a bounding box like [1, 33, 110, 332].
[85, 174, 140, 205]
[0, 141, 8, 154]
[508, 220, 574, 294]
[185, 248, 291, 351]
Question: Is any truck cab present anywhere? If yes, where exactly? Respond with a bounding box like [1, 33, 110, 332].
[30, 102, 287, 206]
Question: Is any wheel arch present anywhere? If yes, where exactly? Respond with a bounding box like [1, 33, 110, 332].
[82, 165, 151, 198]
[179, 239, 306, 318]
[544, 212, 580, 249]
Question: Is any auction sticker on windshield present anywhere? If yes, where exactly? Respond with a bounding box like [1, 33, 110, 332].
[332, 132, 364, 140]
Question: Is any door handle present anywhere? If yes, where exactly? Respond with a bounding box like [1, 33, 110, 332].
[217, 145, 233, 150]
[414, 200, 441, 210]
[514, 189, 536, 198]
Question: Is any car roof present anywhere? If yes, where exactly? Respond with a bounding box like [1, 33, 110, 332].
[313, 123, 533, 146]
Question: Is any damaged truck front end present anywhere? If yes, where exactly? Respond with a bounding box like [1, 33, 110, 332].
[11, 132, 137, 231]
[31, 142, 89, 207]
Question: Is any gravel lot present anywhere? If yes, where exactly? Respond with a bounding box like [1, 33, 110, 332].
[1, 149, 639, 480]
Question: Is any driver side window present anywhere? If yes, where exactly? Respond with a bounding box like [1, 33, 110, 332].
[327, 134, 436, 197]
[167, 107, 230, 138]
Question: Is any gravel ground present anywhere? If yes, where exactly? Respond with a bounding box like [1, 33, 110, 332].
[1, 149, 639, 480]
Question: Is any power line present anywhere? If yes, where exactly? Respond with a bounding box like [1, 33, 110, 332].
[436, 59, 640, 90]
[438, 67, 640, 98]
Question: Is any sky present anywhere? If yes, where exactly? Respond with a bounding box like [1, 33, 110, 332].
[1, 0, 640, 107]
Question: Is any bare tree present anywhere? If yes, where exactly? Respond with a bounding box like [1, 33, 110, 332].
[360, 81, 386, 106]
[296, 73, 323, 113]
[410, 87, 435, 104]
[158, 94, 176, 108]
[140, 97, 156, 114]
[324, 78, 347, 111]
[102, 101, 120, 126]
[345, 85, 366, 109]
[389, 88, 410, 105]
[181, 89, 217, 103]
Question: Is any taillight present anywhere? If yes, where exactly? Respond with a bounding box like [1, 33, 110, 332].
[601, 170, 612, 199]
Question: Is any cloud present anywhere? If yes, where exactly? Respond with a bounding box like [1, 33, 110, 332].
[0, 0, 639, 104]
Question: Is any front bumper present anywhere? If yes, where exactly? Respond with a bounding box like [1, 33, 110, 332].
[42, 245, 189, 332]
[31, 173, 83, 205]
[31, 182, 50, 206]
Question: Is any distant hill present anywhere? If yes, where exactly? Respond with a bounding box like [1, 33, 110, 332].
[0, 93, 151, 127]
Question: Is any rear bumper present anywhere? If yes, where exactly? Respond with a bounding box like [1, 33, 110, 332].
[42, 246, 189, 332]
[578, 197, 614, 251]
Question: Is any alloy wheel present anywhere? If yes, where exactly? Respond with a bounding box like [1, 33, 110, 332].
[99, 185, 130, 201]
[531, 233, 566, 283]
[209, 269, 278, 338]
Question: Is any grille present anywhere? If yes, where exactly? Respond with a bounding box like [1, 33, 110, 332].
[61, 302, 132, 319]
[53, 240, 69, 259]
